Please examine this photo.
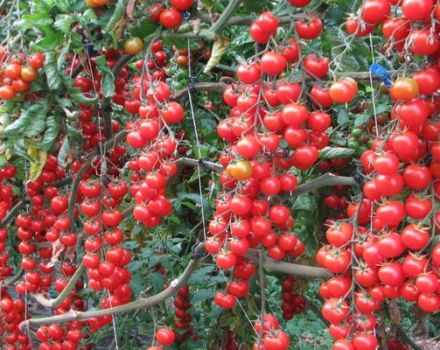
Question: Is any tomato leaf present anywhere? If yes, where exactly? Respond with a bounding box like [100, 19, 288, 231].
[40, 115, 60, 151]
[104, 0, 128, 33]
[319, 147, 355, 159]
[203, 37, 230, 74]
[94, 56, 115, 98]
[3, 104, 40, 136]
[27, 148, 47, 181]
[354, 114, 370, 127]
[44, 52, 63, 90]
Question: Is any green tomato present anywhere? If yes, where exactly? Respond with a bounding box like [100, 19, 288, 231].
[351, 128, 363, 138]
[358, 145, 369, 155]
[347, 139, 360, 150]
[172, 82, 184, 90]
[176, 70, 188, 80]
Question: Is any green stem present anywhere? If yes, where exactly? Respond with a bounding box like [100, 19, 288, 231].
[210, 0, 244, 36]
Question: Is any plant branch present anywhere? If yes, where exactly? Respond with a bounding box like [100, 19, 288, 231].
[0, 269, 24, 288]
[289, 173, 357, 197]
[175, 157, 224, 172]
[174, 157, 357, 196]
[173, 82, 227, 99]
[210, 0, 244, 35]
[30, 264, 85, 308]
[67, 130, 127, 221]
[0, 199, 27, 228]
[19, 243, 206, 330]
[247, 250, 331, 279]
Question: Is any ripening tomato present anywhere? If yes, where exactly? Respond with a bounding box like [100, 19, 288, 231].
[376, 232, 405, 258]
[389, 78, 419, 101]
[214, 292, 236, 309]
[329, 78, 358, 103]
[288, 0, 311, 6]
[161, 102, 184, 124]
[280, 38, 299, 62]
[155, 328, 176, 346]
[361, 0, 391, 24]
[323, 249, 351, 273]
[403, 165, 432, 190]
[352, 333, 378, 350]
[20, 66, 38, 82]
[308, 111, 331, 132]
[375, 200, 405, 226]
[345, 17, 375, 37]
[282, 103, 308, 126]
[260, 51, 287, 76]
[295, 16, 322, 39]
[237, 63, 261, 84]
[262, 330, 289, 350]
[171, 0, 193, 11]
[379, 262, 405, 286]
[159, 8, 183, 29]
[124, 37, 144, 55]
[413, 68, 440, 95]
[303, 54, 329, 78]
[333, 340, 355, 350]
[276, 82, 301, 104]
[417, 292, 440, 313]
[257, 12, 280, 33]
[326, 223, 353, 247]
[0, 86, 15, 100]
[401, 224, 430, 250]
[322, 298, 350, 324]
[405, 194, 432, 219]
[310, 85, 333, 107]
[28, 53, 46, 69]
[409, 29, 439, 55]
[401, 0, 433, 21]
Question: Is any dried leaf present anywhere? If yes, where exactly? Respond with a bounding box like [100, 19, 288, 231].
[126, 0, 137, 19]
[203, 37, 230, 74]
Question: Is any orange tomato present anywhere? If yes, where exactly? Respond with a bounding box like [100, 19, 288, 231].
[389, 77, 419, 101]
[226, 160, 253, 181]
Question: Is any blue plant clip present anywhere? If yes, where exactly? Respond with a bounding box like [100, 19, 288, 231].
[85, 44, 98, 56]
[183, 11, 191, 20]
[370, 63, 392, 88]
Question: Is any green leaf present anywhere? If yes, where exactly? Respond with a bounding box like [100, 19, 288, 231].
[337, 108, 348, 125]
[22, 101, 50, 138]
[104, 0, 127, 33]
[132, 20, 160, 38]
[57, 44, 70, 70]
[191, 289, 215, 303]
[57, 136, 70, 167]
[33, 31, 64, 51]
[28, 148, 47, 181]
[94, 56, 115, 98]
[3, 104, 40, 136]
[188, 266, 215, 285]
[319, 147, 355, 159]
[203, 38, 230, 74]
[44, 52, 63, 90]
[54, 14, 76, 33]
[354, 114, 370, 127]
[16, 13, 53, 30]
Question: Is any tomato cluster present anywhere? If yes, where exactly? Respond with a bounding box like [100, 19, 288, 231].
[0, 163, 16, 221]
[0, 50, 45, 100]
[253, 314, 289, 350]
[78, 179, 132, 330]
[173, 286, 194, 341]
[280, 276, 305, 320]
[125, 42, 183, 229]
[146, 0, 193, 29]
[0, 291, 30, 350]
[14, 155, 67, 295]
